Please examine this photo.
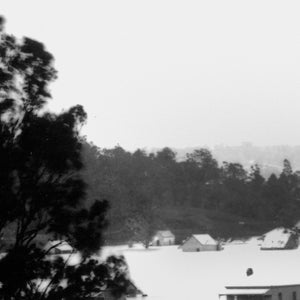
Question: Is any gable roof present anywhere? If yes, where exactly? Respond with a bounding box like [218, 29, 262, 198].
[156, 230, 175, 238]
[220, 288, 270, 295]
[261, 227, 295, 249]
[44, 240, 74, 253]
[192, 234, 218, 245]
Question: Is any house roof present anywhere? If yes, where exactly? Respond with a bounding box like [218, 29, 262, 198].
[220, 288, 270, 295]
[261, 227, 295, 249]
[156, 230, 175, 238]
[224, 273, 300, 290]
[44, 240, 74, 252]
[192, 234, 218, 245]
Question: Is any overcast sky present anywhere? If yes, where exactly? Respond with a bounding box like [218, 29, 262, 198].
[2, 1, 300, 150]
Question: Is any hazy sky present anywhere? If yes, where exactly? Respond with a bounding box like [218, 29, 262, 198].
[2, 1, 300, 150]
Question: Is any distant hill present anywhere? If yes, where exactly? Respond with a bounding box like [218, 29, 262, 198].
[82, 142, 300, 246]
[149, 143, 300, 178]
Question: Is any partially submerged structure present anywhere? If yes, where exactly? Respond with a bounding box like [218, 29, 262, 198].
[220, 283, 300, 300]
[44, 240, 74, 255]
[220, 267, 300, 300]
[260, 228, 298, 250]
[151, 230, 175, 246]
[226, 238, 247, 245]
[180, 234, 219, 252]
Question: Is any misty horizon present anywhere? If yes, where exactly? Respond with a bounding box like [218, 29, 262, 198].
[2, 0, 300, 150]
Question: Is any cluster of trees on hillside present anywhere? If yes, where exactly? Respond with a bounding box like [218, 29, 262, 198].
[82, 144, 300, 244]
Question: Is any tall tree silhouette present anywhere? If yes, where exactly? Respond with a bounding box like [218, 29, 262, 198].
[0, 17, 129, 299]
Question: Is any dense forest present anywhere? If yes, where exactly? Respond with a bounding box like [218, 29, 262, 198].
[82, 142, 300, 245]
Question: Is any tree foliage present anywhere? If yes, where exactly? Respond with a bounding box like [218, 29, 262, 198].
[82, 142, 300, 243]
[0, 17, 130, 299]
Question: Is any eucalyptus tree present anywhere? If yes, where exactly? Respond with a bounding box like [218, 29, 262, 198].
[0, 17, 129, 299]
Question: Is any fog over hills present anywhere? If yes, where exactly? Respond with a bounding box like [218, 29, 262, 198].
[151, 143, 300, 178]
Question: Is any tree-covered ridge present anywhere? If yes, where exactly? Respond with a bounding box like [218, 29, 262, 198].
[82, 144, 300, 245]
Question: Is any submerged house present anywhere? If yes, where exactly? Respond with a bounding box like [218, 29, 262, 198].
[226, 238, 247, 245]
[44, 240, 74, 255]
[220, 267, 300, 300]
[151, 230, 175, 246]
[220, 283, 300, 300]
[260, 228, 298, 250]
[180, 234, 218, 252]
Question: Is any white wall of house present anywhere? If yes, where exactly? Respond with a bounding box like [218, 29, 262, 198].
[153, 235, 175, 246]
[160, 236, 175, 246]
[268, 285, 300, 300]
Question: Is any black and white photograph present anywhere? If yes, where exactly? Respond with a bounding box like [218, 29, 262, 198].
[1, 1, 300, 299]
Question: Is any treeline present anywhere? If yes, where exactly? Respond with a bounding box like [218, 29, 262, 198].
[82, 142, 300, 242]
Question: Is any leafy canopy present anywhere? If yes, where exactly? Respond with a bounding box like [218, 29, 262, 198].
[0, 16, 130, 300]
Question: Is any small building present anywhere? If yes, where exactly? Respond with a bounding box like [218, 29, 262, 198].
[44, 240, 74, 255]
[151, 230, 175, 246]
[226, 238, 247, 245]
[260, 227, 298, 250]
[180, 234, 218, 252]
[219, 284, 300, 300]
